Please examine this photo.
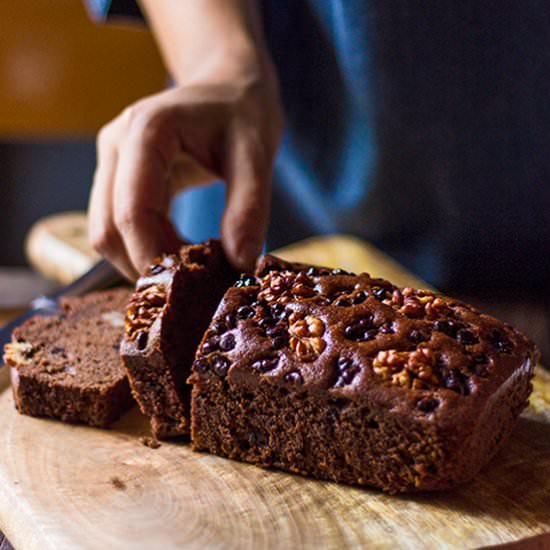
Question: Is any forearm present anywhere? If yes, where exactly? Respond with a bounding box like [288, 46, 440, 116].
[139, 0, 274, 85]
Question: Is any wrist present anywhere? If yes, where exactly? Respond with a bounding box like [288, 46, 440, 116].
[174, 36, 276, 90]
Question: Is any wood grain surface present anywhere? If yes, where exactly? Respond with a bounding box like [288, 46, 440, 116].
[1, 235, 549, 550]
[25, 212, 100, 285]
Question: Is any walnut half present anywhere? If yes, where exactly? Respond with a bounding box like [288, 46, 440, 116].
[125, 284, 167, 340]
[4, 341, 34, 366]
[372, 348, 440, 390]
[288, 313, 326, 362]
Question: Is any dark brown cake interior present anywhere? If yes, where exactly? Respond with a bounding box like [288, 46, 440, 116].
[5, 288, 133, 427]
[158, 246, 237, 434]
[122, 240, 237, 437]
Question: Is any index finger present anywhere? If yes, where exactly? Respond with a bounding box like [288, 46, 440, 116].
[113, 113, 179, 273]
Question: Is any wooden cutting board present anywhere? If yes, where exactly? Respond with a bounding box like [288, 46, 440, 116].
[1, 230, 550, 549]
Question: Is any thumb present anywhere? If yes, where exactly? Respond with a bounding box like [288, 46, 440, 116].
[221, 132, 272, 272]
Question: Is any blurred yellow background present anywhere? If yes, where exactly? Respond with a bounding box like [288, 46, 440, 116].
[0, 0, 168, 267]
[0, 0, 166, 137]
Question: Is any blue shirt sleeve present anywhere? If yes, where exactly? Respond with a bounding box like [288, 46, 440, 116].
[85, 0, 143, 22]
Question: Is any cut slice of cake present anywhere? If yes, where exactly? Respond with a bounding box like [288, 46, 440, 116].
[121, 239, 237, 439]
[188, 255, 539, 493]
[4, 288, 133, 427]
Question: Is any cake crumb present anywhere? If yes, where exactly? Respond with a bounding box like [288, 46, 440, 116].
[140, 436, 161, 449]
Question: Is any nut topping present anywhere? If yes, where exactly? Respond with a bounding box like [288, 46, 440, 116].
[288, 313, 326, 361]
[196, 262, 526, 398]
[4, 341, 34, 366]
[125, 284, 167, 340]
[372, 348, 439, 389]
[257, 271, 317, 304]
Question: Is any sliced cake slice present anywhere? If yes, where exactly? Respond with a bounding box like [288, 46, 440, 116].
[121, 239, 237, 439]
[4, 288, 133, 427]
[189, 255, 539, 493]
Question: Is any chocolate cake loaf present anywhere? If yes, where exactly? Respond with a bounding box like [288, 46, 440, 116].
[121, 240, 237, 439]
[4, 288, 133, 427]
[189, 256, 539, 493]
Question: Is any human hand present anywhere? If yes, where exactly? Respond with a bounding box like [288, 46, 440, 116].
[88, 70, 282, 279]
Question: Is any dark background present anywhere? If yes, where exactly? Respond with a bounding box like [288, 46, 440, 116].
[0, 141, 94, 265]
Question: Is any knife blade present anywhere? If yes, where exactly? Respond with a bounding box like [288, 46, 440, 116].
[0, 260, 123, 357]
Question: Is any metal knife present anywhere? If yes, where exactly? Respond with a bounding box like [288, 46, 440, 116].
[0, 260, 123, 356]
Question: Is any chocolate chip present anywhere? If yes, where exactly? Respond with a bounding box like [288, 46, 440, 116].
[50, 346, 65, 355]
[338, 356, 354, 369]
[352, 290, 368, 305]
[295, 272, 313, 285]
[344, 317, 375, 341]
[271, 335, 289, 349]
[444, 369, 469, 395]
[258, 317, 276, 329]
[265, 325, 285, 338]
[456, 328, 479, 345]
[209, 320, 228, 336]
[418, 397, 439, 413]
[355, 317, 372, 330]
[236, 305, 254, 320]
[489, 329, 513, 353]
[211, 354, 230, 377]
[149, 263, 165, 275]
[344, 325, 357, 339]
[433, 320, 463, 338]
[409, 329, 428, 343]
[202, 337, 218, 354]
[219, 333, 236, 351]
[193, 358, 209, 373]
[338, 369, 356, 385]
[235, 275, 257, 288]
[334, 357, 360, 387]
[474, 364, 489, 378]
[372, 287, 389, 301]
[225, 312, 237, 329]
[362, 329, 379, 342]
[270, 303, 288, 320]
[136, 331, 148, 350]
[284, 371, 304, 385]
[306, 267, 318, 276]
[252, 357, 280, 373]
[473, 352, 489, 364]
[331, 268, 348, 275]
[379, 322, 395, 334]
[334, 298, 352, 307]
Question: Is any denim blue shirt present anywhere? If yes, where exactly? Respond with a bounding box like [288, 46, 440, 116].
[87, 1, 550, 292]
